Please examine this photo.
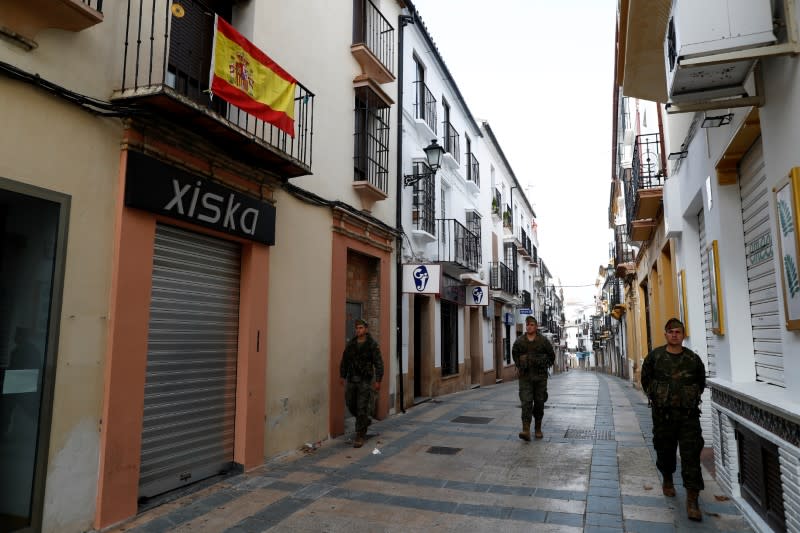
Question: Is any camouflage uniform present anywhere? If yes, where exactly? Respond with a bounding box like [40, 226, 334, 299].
[339, 333, 383, 435]
[641, 345, 706, 490]
[512, 333, 555, 425]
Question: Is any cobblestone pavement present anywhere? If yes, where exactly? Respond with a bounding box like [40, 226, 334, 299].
[106, 370, 753, 532]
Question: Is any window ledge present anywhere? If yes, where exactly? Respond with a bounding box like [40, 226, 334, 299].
[353, 180, 388, 212]
[411, 229, 436, 244]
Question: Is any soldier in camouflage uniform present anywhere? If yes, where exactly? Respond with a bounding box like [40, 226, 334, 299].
[512, 316, 555, 441]
[339, 318, 383, 448]
[641, 318, 706, 522]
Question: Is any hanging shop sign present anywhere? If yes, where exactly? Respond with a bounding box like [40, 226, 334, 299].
[125, 151, 276, 245]
[402, 264, 441, 294]
[466, 284, 489, 306]
[441, 275, 465, 305]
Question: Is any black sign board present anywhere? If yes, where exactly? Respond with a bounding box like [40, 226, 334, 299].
[125, 151, 276, 245]
[441, 275, 465, 305]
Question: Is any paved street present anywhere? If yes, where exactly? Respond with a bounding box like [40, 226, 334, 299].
[108, 370, 752, 533]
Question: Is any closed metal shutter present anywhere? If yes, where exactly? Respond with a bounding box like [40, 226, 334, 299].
[139, 224, 241, 498]
[699, 210, 717, 377]
[739, 140, 784, 387]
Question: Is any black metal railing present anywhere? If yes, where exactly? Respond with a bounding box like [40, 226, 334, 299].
[354, 87, 390, 192]
[492, 188, 502, 216]
[117, 1, 314, 169]
[466, 152, 479, 186]
[503, 204, 513, 230]
[490, 262, 517, 294]
[627, 132, 664, 229]
[437, 219, 480, 272]
[610, 278, 622, 307]
[531, 244, 538, 265]
[412, 162, 435, 235]
[82, 0, 103, 11]
[414, 81, 437, 134]
[443, 121, 460, 164]
[352, 0, 395, 75]
[614, 224, 635, 266]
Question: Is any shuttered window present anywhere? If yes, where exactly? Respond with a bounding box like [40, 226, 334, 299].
[699, 210, 717, 377]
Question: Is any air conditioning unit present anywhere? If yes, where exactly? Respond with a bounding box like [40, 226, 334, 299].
[665, 0, 776, 103]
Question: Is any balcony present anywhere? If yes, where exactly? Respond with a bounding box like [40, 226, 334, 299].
[502, 204, 513, 233]
[351, 0, 395, 84]
[491, 188, 502, 220]
[353, 85, 390, 208]
[626, 133, 664, 240]
[414, 81, 437, 136]
[520, 290, 532, 308]
[613, 223, 636, 276]
[442, 121, 460, 167]
[1, 0, 103, 48]
[465, 152, 480, 191]
[516, 228, 533, 259]
[490, 261, 517, 295]
[436, 219, 480, 275]
[112, 3, 314, 178]
[411, 162, 436, 242]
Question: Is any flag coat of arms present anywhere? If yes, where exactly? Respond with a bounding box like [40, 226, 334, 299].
[209, 15, 297, 137]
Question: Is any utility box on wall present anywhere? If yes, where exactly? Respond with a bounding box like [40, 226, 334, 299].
[665, 0, 776, 102]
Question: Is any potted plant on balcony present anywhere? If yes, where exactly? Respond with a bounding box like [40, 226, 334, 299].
[503, 209, 512, 228]
[492, 197, 499, 215]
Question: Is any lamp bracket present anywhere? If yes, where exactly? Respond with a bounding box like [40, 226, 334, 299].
[403, 171, 434, 187]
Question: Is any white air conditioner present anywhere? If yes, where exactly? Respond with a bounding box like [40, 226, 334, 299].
[665, 0, 776, 103]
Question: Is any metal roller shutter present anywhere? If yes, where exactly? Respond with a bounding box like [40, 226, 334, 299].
[139, 224, 241, 498]
[739, 140, 784, 387]
[699, 209, 717, 377]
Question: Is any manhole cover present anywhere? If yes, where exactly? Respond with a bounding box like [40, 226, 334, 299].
[426, 446, 462, 455]
[451, 416, 493, 424]
[564, 428, 615, 440]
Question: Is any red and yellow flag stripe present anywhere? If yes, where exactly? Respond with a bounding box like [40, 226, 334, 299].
[210, 16, 297, 137]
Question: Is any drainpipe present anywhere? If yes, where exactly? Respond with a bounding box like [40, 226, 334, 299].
[395, 11, 414, 414]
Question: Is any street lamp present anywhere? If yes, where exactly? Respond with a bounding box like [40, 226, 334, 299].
[403, 139, 445, 187]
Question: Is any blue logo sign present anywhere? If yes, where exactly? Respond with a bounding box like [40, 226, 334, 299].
[471, 286, 484, 304]
[413, 265, 430, 291]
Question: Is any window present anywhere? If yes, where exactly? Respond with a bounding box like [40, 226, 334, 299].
[412, 162, 435, 235]
[441, 98, 459, 164]
[354, 86, 390, 192]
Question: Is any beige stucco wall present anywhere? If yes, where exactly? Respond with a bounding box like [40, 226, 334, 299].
[0, 77, 122, 532]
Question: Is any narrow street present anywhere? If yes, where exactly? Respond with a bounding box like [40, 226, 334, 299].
[108, 371, 751, 533]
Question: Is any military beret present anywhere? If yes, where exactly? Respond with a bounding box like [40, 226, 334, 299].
[525, 316, 537, 324]
[354, 318, 368, 327]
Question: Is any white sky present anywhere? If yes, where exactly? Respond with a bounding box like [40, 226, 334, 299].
[410, 0, 617, 315]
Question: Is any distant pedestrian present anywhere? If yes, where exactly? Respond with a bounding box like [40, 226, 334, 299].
[339, 318, 383, 448]
[512, 316, 555, 440]
[641, 318, 706, 521]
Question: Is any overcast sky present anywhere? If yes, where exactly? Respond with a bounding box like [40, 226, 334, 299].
[410, 0, 617, 316]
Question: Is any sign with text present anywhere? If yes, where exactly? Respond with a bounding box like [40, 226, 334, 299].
[402, 264, 441, 294]
[465, 284, 489, 306]
[125, 151, 276, 244]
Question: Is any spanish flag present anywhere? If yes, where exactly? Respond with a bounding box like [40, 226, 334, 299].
[209, 15, 297, 137]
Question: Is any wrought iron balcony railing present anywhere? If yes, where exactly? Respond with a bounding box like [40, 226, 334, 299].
[354, 86, 390, 192]
[466, 152, 479, 187]
[411, 162, 435, 235]
[436, 219, 480, 272]
[614, 224, 635, 266]
[490, 262, 517, 294]
[626, 133, 664, 230]
[443, 121, 460, 164]
[520, 290, 531, 308]
[503, 204, 513, 230]
[115, 2, 314, 176]
[414, 81, 437, 134]
[492, 188, 502, 216]
[352, 0, 395, 76]
[81, 0, 103, 10]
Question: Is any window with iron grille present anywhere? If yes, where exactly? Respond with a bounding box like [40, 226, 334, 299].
[736, 424, 786, 532]
[412, 162, 435, 235]
[354, 86, 390, 192]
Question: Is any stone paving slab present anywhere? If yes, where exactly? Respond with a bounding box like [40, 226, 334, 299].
[104, 371, 754, 533]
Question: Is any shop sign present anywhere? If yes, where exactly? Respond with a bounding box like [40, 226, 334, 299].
[441, 275, 465, 305]
[402, 264, 440, 294]
[466, 284, 489, 306]
[125, 151, 276, 245]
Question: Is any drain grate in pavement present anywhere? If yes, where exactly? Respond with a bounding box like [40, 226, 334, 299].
[564, 428, 615, 440]
[451, 416, 493, 424]
[427, 446, 462, 455]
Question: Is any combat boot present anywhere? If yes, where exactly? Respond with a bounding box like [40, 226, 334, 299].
[353, 432, 365, 448]
[534, 419, 543, 439]
[661, 474, 676, 497]
[518, 422, 531, 441]
[686, 489, 702, 521]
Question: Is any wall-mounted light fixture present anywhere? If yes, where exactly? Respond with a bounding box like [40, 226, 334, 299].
[701, 113, 734, 129]
[403, 139, 445, 187]
[667, 150, 688, 161]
